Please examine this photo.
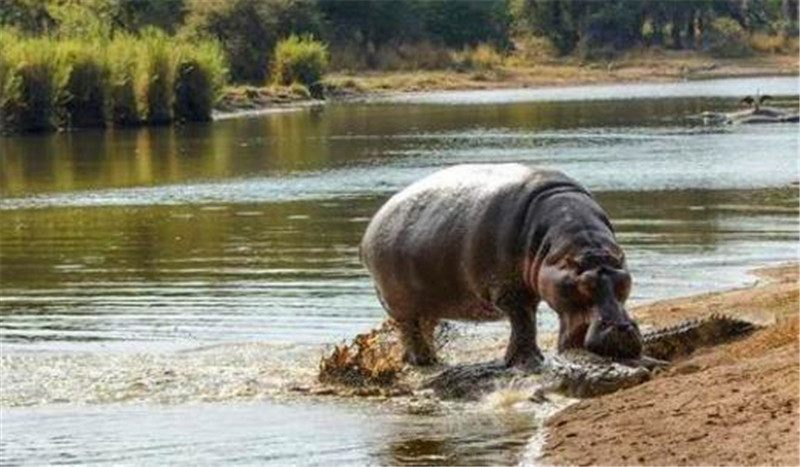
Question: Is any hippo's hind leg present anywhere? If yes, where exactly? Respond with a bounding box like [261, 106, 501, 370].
[396, 317, 439, 366]
[495, 290, 543, 369]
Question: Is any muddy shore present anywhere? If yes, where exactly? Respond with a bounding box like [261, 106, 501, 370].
[539, 263, 799, 466]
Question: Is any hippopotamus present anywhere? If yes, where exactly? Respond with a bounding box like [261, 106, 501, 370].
[360, 164, 642, 368]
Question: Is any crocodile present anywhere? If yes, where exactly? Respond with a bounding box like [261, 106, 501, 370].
[422, 314, 761, 400]
[317, 314, 760, 400]
[689, 95, 799, 125]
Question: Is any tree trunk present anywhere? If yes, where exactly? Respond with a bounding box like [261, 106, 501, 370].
[685, 9, 696, 49]
[671, 11, 683, 49]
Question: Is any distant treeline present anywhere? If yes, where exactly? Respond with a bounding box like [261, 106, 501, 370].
[1, 0, 797, 132]
[3, 0, 797, 81]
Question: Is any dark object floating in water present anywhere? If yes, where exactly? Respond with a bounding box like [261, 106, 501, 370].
[689, 94, 799, 125]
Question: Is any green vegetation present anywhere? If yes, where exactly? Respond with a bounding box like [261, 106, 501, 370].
[272, 35, 329, 92]
[107, 35, 141, 126]
[513, 0, 798, 57]
[174, 41, 229, 122]
[1, 35, 63, 132]
[0, 26, 226, 133]
[1, 0, 797, 132]
[707, 18, 754, 57]
[57, 41, 109, 128]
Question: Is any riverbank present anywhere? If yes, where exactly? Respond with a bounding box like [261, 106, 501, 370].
[215, 51, 799, 114]
[539, 263, 799, 466]
[326, 50, 799, 95]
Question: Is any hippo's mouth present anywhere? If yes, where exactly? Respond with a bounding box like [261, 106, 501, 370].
[584, 319, 643, 360]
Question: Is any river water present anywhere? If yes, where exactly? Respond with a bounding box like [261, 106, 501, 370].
[1, 76, 798, 466]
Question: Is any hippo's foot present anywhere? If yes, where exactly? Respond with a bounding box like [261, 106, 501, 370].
[397, 318, 439, 367]
[402, 348, 439, 367]
[504, 348, 545, 371]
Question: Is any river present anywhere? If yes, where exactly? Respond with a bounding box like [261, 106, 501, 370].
[1, 76, 798, 466]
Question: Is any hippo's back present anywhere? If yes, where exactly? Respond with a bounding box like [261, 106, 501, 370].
[361, 164, 583, 321]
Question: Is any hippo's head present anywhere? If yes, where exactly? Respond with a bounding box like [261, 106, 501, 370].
[536, 251, 643, 360]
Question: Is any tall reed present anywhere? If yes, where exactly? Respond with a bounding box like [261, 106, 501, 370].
[173, 40, 228, 122]
[56, 40, 109, 128]
[107, 35, 141, 126]
[1, 34, 65, 132]
[1, 28, 228, 133]
[137, 29, 174, 125]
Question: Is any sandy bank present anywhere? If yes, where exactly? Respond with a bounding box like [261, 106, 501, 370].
[539, 263, 799, 466]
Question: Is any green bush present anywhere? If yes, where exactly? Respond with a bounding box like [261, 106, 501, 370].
[452, 43, 503, 71]
[137, 29, 174, 125]
[56, 41, 108, 128]
[271, 35, 328, 88]
[706, 18, 753, 58]
[107, 35, 141, 126]
[0, 35, 64, 132]
[182, 0, 322, 84]
[0, 28, 228, 132]
[173, 40, 228, 122]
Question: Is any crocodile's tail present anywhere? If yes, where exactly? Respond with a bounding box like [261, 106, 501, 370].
[642, 314, 762, 361]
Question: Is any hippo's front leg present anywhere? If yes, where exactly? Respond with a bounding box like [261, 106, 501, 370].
[494, 290, 543, 369]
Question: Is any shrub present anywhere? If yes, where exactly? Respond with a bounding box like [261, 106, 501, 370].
[137, 29, 174, 125]
[271, 35, 328, 88]
[393, 41, 453, 70]
[0, 30, 12, 115]
[107, 35, 141, 126]
[56, 41, 108, 128]
[0, 29, 228, 132]
[173, 40, 228, 122]
[182, 0, 322, 84]
[749, 33, 798, 54]
[706, 18, 753, 58]
[452, 43, 503, 71]
[508, 35, 558, 65]
[0, 35, 64, 132]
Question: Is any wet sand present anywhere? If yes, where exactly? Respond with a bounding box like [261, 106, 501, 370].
[539, 263, 799, 466]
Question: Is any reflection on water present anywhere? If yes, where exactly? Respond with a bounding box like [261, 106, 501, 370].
[0, 77, 798, 466]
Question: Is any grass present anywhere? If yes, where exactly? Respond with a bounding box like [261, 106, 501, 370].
[173, 41, 228, 122]
[750, 32, 800, 54]
[0, 28, 229, 133]
[272, 35, 329, 89]
[57, 40, 109, 128]
[138, 29, 174, 125]
[0, 36, 64, 132]
[107, 35, 141, 126]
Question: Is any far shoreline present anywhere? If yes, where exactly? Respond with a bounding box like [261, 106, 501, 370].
[214, 52, 800, 118]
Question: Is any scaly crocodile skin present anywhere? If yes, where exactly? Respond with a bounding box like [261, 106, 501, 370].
[423, 314, 760, 400]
